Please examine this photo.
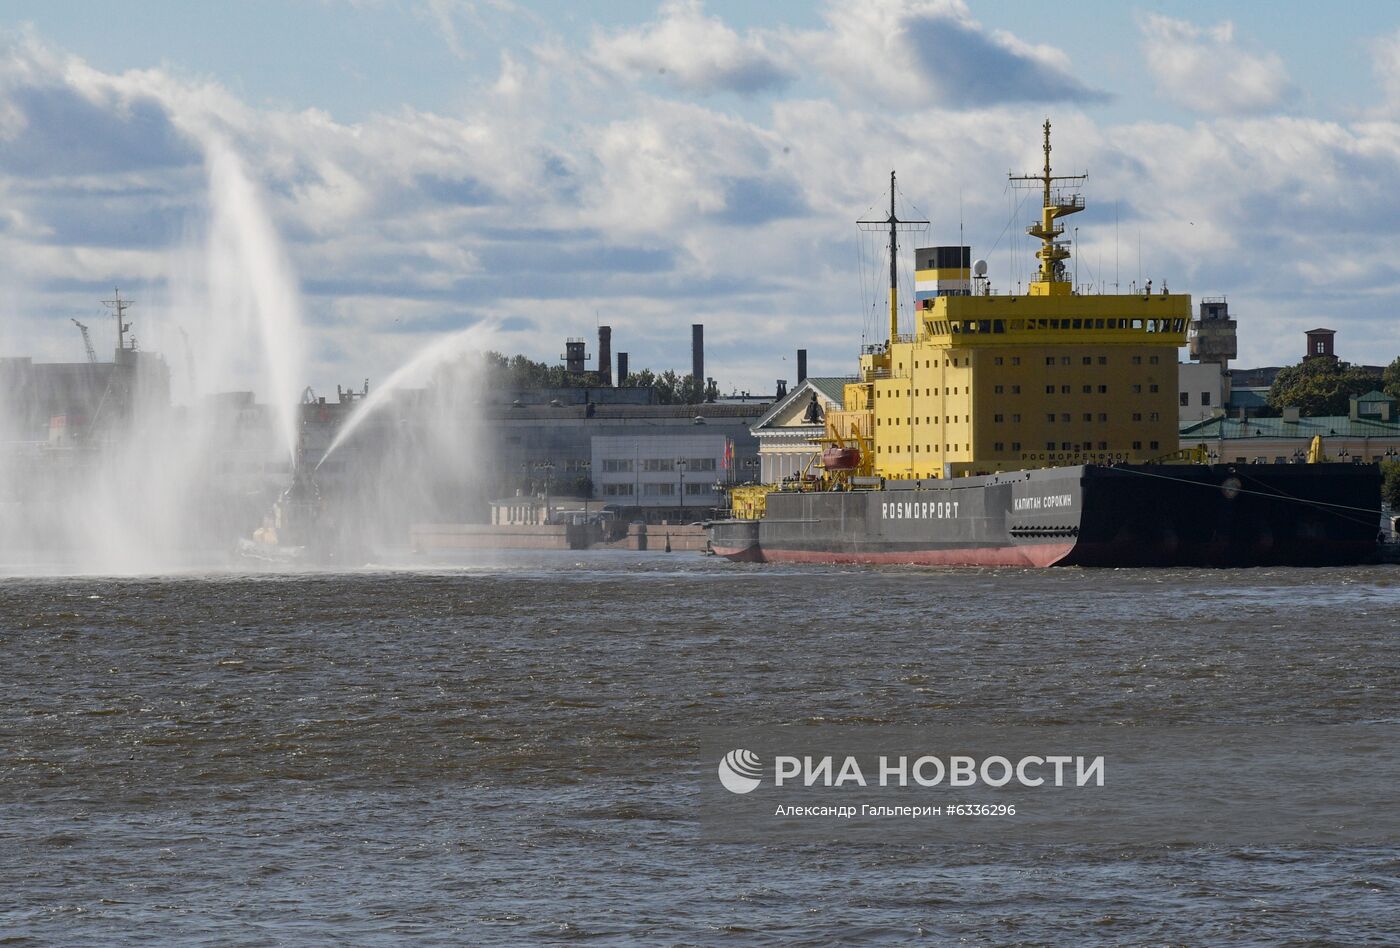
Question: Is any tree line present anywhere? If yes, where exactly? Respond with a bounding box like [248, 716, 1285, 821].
[479, 351, 719, 404]
[1266, 355, 1400, 417]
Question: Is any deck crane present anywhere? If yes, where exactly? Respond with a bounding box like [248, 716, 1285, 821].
[71, 318, 97, 363]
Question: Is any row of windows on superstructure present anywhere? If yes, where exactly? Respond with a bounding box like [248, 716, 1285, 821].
[924, 317, 1187, 334]
[881, 408, 1168, 426]
[877, 439, 1162, 454]
[1028, 354, 1162, 366]
[987, 383, 1161, 395]
[888, 352, 1165, 380]
[877, 381, 1163, 400]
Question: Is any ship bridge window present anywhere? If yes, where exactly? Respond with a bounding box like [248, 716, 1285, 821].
[1095, 319, 1106, 329]
[993, 320, 1006, 333]
[1072, 319, 1083, 329]
[1174, 319, 1185, 332]
[978, 320, 991, 333]
[1132, 319, 1144, 329]
[1082, 356, 1092, 365]
[1011, 356, 1021, 365]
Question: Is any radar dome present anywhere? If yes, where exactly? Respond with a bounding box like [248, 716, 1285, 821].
[973, 259, 988, 277]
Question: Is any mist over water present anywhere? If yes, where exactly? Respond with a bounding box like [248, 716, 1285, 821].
[0, 139, 308, 573]
[0, 130, 504, 573]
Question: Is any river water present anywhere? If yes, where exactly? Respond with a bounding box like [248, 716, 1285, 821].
[2, 553, 1397, 944]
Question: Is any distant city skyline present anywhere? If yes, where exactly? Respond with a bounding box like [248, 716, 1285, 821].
[2, 1, 1400, 399]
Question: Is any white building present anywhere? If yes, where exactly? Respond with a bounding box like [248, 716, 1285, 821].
[591, 433, 731, 518]
[1178, 361, 1228, 426]
[749, 378, 850, 483]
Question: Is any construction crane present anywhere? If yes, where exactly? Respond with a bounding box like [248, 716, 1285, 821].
[71, 318, 97, 364]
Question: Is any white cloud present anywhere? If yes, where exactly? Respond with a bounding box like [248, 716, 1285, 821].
[1139, 14, 1292, 116]
[588, 0, 794, 95]
[1370, 29, 1400, 116]
[790, 0, 1106, 108]
[2, 14, 1400, 390]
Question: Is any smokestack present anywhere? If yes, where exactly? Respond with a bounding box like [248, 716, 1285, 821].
[598, 325, 612, 386]
[797, 349, 807, 384]
[617, 352, 629, 386]
[691, 323, 704, 382]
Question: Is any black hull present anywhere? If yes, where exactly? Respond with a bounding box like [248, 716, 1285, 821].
[708, 463, 1382, 568]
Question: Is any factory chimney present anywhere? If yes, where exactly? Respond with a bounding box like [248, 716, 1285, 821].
[691, 324, 704, 382]
[617, 352, 629, 387]
[797, 349, 808, 384]
[598, 325, 612, 386]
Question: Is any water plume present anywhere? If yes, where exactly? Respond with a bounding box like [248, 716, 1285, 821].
[319, 322, 498, 469]
[0, 137, 309, 573]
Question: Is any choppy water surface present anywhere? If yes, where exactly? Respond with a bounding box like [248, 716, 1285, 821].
[2, 554, 1397, 944]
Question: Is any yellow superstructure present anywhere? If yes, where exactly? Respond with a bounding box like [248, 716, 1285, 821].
[845, 121, 1189, 479]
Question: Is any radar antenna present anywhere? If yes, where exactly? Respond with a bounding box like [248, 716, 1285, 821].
[1009, 120, 1086, 292]
[101, 288, 135, 352]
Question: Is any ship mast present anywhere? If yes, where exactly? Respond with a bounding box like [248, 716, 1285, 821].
[102, 288, 134, 353]
[1010, 120, 1086, 295]
[859, 172, 928, 347]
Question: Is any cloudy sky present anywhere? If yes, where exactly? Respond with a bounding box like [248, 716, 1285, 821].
[3, 0, 1400, 401]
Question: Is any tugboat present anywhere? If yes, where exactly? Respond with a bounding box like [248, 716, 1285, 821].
[708, 122, 1382, 567]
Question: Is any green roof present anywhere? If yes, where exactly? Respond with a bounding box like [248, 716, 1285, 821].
[1355, 390, 1394, 402]
[1181, 415, 1400, 439]
[807, 376, 850, 406]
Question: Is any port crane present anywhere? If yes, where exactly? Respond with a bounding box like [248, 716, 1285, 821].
[71, 318, 97, 363]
